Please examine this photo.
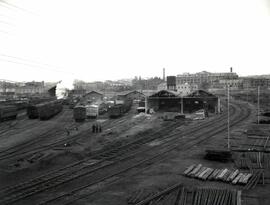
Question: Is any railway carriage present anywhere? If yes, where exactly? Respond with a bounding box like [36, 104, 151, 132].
[0, 105, 18, 121]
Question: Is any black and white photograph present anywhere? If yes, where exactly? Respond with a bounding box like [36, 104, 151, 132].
[0, 0, 270, 204]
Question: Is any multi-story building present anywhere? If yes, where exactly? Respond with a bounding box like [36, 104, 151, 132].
[242, 78, 270, 88]
[218, 79, 244, 89]
[176, 71, 238, 86]
[176, 83, 198, 96]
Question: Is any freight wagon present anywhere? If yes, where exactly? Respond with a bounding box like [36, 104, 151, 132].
[38, 100, 63, 120]
[108, 99, 132, 118]
[73, 105, 86, 122]
[0, 105, 18, 121]
[27, 100, 63, 120]
[85, 104, 99, 118]
[27, 104, 42, 119]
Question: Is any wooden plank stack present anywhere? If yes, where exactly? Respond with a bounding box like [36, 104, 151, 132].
[183, 164, 252, 185]
[133, 185, 241, 205]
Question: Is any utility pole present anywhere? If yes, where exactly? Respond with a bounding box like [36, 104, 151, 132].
[181, 96, 183, 114]
[257, 85, 260, 124]
[227, 85, 230, 150]
[145, 79, 148, 114]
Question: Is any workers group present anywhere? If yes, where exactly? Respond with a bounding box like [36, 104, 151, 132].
[92, 124, 102, 133]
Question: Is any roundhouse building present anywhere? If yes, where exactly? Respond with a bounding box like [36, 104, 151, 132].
[147, 90, 219, 113]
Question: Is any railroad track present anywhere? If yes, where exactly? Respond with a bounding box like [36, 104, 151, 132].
[0, 109, 75, 161]
[38, 102, 251, 205]
[0, 101, 252, 204]
[0, 107, 139, 161]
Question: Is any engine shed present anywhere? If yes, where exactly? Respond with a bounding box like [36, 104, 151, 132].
[184, 90, 219, 113]
[116, 90, 145, 101]
[81, 91, 104, 104]
[147, 90, 219, 113]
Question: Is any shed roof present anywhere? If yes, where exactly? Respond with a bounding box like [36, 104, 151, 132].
[186, 90, 217, 98]
[117, 90, 144, 96]
[83, 90, 103, 97]
[149, 90, 180, 98]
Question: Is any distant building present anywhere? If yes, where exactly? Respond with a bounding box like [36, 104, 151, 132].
[116, 90, 145, 101]
[167, 76, 177, 91]
[242, 78, 270, 88]
[81, 91, 104, 104]
[176, 83, 198, 96]
[0, 80, 58, 98]
[73, 80, 103, 91]
[176, 71, 238, 86]
[218, 79, 244, 89]
[157, 82, 167, 91]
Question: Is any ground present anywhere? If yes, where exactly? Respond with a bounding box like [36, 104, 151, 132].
[0, 99, 269, 205]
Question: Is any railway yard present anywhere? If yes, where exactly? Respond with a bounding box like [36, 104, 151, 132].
[0, 97, 269, 205]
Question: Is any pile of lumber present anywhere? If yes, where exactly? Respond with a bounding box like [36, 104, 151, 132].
[127, 189, 158, 204]
[191, 188, 241, 205]
[183, 164, 252, 185]
[132, 184, 241, 205]
[234, 152, 270, 169]
[244, 170, 264, 190]
[204, 149, 232, 162]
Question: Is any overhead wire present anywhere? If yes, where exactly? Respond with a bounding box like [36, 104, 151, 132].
[0, 56, 75, 76]
[0, 0, 37, 15]
[0, 20, 14, 26]
[0, 54, 64, 70]
[0, 29, 9, 34]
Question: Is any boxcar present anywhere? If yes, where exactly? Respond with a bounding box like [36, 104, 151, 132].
[0, 105, 18, 121]
[27, 104, 42, 119]
[108, 104, 123, 118]
[73, 105, 86, 122]
[85, 104, 99, 118]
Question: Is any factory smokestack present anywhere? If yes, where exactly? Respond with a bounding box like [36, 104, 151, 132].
[163, 68, 165, 81]
[230, 67, 233, 73]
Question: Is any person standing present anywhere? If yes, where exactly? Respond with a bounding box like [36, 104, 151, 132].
[99, 124, 102, 133]
[92, 124, 95, 133]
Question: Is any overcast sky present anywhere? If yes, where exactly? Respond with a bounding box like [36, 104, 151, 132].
[0, 0, 270, 88]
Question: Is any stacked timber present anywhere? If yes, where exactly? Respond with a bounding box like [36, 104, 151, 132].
[183, 164, 252, 185]
[127, 189, 158, 204]
[132, 185, 241, 205]
[204, 149, 232, 162]
[244, 170, 264, 190]
[234, 152, 270, 169]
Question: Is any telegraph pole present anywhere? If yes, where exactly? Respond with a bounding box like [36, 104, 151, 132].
[257, 86, 260, 124]
[227, 85, 230, 149]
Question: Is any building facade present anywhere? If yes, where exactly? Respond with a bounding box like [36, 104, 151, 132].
[176, 71, 238, 86]
[176, 83, 198, 96]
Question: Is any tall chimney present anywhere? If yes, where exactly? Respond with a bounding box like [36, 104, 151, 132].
[163, 68, 165, 81]
[230, 67, 233, 73]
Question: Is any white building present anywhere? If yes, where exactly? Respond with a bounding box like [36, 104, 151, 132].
[176, 83, 198, 96]
[157, 82, 167, 91]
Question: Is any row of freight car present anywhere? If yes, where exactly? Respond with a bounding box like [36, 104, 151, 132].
[73, 99, 133, 122]
[27, 100, 63, 120]
[0, 99, 63, 122]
